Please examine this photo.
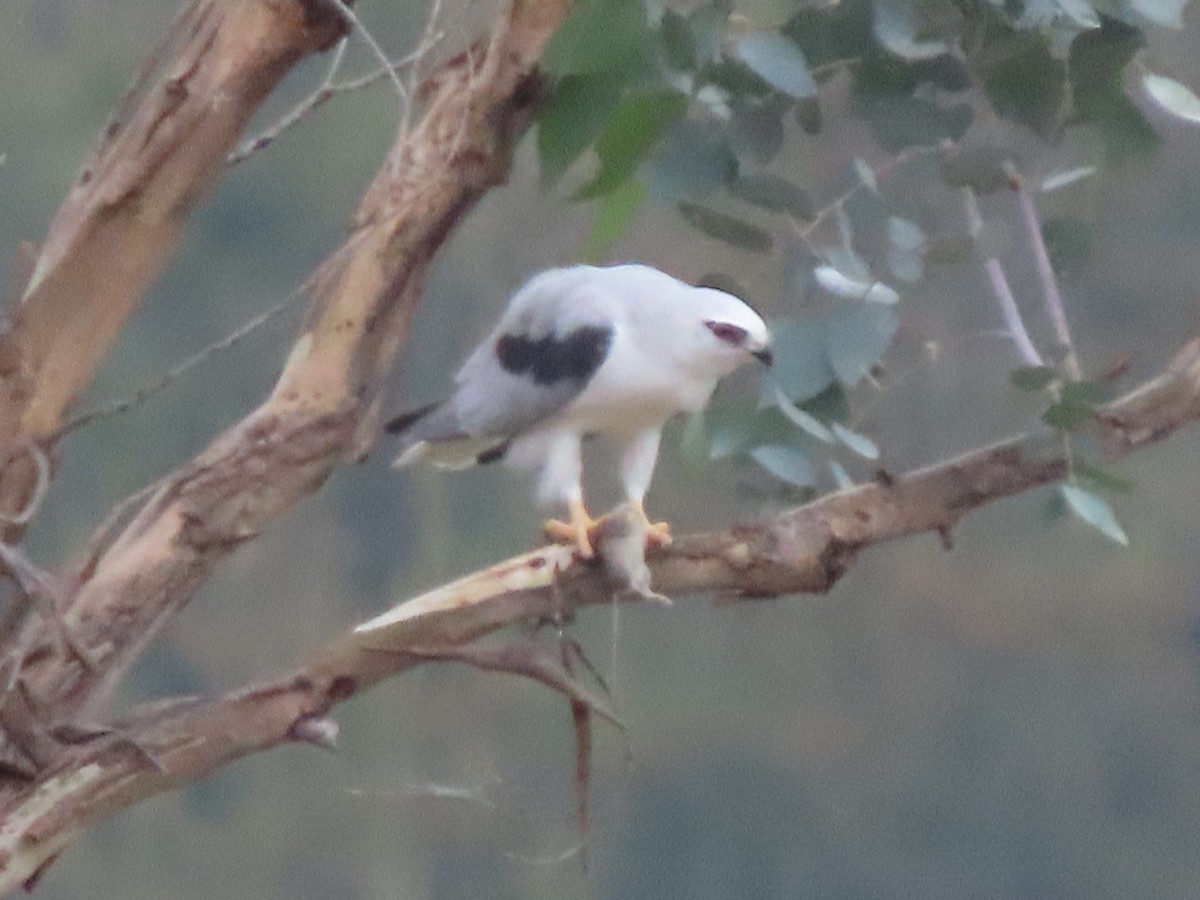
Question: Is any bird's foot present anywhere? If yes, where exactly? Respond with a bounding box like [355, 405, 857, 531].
[543, 497, 600, 558]
[632, 501, 672, 548]
[589, 502, 672, 551]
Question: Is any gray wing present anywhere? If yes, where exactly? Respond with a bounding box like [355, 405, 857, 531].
[387, 268, 618, 456]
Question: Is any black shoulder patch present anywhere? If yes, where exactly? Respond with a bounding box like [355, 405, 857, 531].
[495, 324, 613, 386]
[384, 402, 438, 435]
[476, 441, 510, 465]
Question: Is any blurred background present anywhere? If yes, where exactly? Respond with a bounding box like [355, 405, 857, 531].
[4, 1, 1200, 898]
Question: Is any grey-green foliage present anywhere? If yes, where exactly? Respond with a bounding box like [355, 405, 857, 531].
[535, 0, 1166, 520]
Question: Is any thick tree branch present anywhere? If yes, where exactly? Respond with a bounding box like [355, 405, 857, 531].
[0, 334, 1197, 892]
[0, 0, 573, 887]
[0, 0, 348, 525]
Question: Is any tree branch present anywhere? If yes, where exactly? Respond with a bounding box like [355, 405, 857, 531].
[0, 333, 1197, 892]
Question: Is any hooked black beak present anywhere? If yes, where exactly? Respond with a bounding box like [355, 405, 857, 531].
[752, 346, 774, 367]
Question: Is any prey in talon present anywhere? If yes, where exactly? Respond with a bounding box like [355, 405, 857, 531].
[387, 264, 772, 558]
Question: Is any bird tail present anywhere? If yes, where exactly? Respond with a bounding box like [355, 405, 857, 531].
[385, 403, 508, 470]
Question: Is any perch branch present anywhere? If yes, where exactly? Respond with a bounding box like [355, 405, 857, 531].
[0, 333, 1197, 892]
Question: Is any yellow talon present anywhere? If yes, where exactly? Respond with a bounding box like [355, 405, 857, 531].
[632, 500, 672, 548]
[543, 496, 599, 558]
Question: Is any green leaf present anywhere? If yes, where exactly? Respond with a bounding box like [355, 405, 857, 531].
[644, 121, 738, 201]
[968, 24, 1065, 134]
[861, 94, 973, 153]
[831, 422, 880, 459]
[729, 174, 815, 220]
[573, 91, 688, 200]
[1061, 484, 1129, 546]
[1010, 366, 1058, 392]
[887, 247, 923, 284]
[873, 0, 950, 61]
[1129, 0, 1187, 28]
[1061, 380, 1110, 405]
[734, 33, 817, 98]
[729, 96, 789, 162]
[542, 0, 650, 76]
[1069, 24, 1158, 164]
[707, 404, 765, 458]
[828, 459, 854, 488]
[583, 177, 647, 262]
[659, 9, 696, 71]
[677, 203, 773, 252]
[887, 216, 925, 251]
[1042, 399, 1094, 430]
[751, 444, 817, 487]
[941, 144, 1012, 193]
[769, 319, 837, 400]
[537, 72, 628, 185]
[687, 0, 732, 65]
[826, 304, 898, 386]
[770, 381, 835, 443]
[1143, 73, 1200, 124]
[1075, 462, 1135, 494]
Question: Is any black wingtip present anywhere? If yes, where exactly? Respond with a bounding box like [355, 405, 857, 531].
[384, 402, 439, 435]
[476, 441, 510, 466]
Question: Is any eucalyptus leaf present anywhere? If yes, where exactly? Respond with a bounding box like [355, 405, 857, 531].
[677, 203, 774, 252]
[1041, 165, 1098, 193]
[1143, 73, 1200, 124]
[645, 121, 738, 201]
[828, 459, 854, 488]
[831, 422, 881, 459]
[1010, 365, 1058, 392]
[729, 174, 816, 220]
[542, 0, 650, 76]
[1075, 462, 1134, 494]
[573, 91, 688, 200]
[537, 71, 628, 185]
[769, 319, 837, 400]
[1129, 0, 1187, 27]
[1042, 399, 1094, 430]
[814, 265, 871, 298]
[873, 0, 951, 60]
[1061, 484, 1130, 546]
[751, 444, 817, 486]
[888, 216, 926, 251]
[854, 157, 879, 193]
[583, 177, 647, 262]
[826, 304, 898, 386]
[771, 381, 836, 443]
[734, 33, 818, 98]
[887, 246, 923, 284]
[863, 282, 901, 305]
[941, 145, 1012, 193]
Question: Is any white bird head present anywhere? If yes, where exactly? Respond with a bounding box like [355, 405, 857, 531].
[688, 285, 773, 375]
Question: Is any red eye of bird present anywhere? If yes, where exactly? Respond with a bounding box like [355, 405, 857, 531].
[705, 320, 748, 345]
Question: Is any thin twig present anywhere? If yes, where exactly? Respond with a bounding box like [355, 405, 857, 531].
[57, 287, 304, 438]
[403, 0, 447, 135]
[1005, 161, 1079, 378]
[228, 37, 445, 165]
[327, 0, 409, 106]
[962, 187, 1044, 368]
